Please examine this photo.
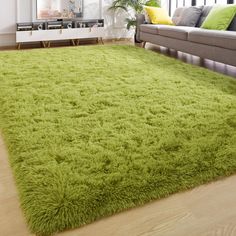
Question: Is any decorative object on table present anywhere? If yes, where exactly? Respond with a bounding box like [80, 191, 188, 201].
[17, 23, 33, 31]
[32, 22, 45, 30]
[63, 20, 73, 29]
[109, 0, 161, 42]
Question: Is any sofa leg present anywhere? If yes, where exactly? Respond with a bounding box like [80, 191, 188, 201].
[142, 42, 146, 48]
[199, 58, 205, 66]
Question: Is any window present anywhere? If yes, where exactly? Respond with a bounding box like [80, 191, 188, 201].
[163, 0, 234, 16]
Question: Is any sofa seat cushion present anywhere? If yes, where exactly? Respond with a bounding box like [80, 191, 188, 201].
[157, 26, 196, 40]
[140, 24, 159, 35]
[188, 29, 236, 50]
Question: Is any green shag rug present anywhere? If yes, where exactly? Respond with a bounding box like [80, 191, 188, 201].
[0, 45, 236, 235]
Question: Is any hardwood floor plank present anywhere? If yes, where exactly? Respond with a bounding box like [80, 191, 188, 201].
[0, 136, 32, 236]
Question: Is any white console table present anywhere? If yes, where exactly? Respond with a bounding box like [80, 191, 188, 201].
[16, 27, 104, 49]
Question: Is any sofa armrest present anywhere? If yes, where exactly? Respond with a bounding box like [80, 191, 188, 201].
[136, 14, 146, 42]
[136, 13, 146, 26]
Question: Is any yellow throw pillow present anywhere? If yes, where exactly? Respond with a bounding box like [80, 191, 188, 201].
[144, 6, 173, 25]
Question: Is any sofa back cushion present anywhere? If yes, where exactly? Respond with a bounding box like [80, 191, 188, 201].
[172, 7, 186, 25]
[144, 6, 174, 25]
[176, 6, 203, 27]
[196, 6, 213, 27]
[228, 16, 236, 31]
[188, 5, 236, 31]
[163, 5, 236, 31]
[173, 6, 212, 27]
[201, 4, 236, 30]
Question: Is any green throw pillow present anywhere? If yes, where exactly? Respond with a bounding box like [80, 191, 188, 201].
[201, 4, 236, 30]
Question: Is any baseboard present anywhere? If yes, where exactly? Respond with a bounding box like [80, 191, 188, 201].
[0, 33, 16, 47]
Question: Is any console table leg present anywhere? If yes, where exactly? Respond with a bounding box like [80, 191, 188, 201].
[71, 39, 76, 46]
[41, 41, 47, 48]
[17, 43, 21, 50]
[100, 37, 104, 45]
[76, 39, 80, 46]
[47, 41, 51, 48]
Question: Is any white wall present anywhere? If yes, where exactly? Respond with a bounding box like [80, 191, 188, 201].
[0, 0, 133, 47]
[0, 0, 17, 46]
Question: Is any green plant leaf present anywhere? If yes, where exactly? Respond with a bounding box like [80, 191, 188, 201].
[145, 0, 161, 7]
[108, 0, 161, 29]
[125, 17, 137, 30]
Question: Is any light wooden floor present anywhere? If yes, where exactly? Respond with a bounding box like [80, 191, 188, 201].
[1, 134, 236, 236]
[1, 41, 236, 236]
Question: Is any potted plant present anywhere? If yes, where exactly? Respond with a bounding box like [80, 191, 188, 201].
[109, 0, 161, 42]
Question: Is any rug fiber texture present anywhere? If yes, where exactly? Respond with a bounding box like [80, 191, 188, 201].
[0, 45, 236, 235]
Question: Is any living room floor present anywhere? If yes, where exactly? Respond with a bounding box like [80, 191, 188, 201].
[0, 41, 236, 236]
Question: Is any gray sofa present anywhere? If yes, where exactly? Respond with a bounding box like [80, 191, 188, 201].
[137, 6, 236, 67]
